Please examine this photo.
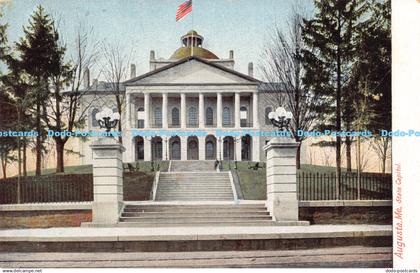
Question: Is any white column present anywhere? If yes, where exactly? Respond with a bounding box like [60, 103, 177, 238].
[144, 93, 150, 128]
[90, 138, 125, 225]
[253, 92, 259, 128]
[181, 136, 188, 160]
[235, 92, 240, 128]
[125, 93, 131, 129]
[199, 136, 206, 160]
[235, 137, 242, 161]
[199, 93, 204, 128]
[162, 137, 168, 160]
[181, 93, 186, 129]
[217, 92, 222, 128]
[144, 138, 151, 161]
[162, 93, 168, 129]
[252, 137, 260, 162]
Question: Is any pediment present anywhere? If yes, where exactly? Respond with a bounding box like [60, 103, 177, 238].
[125, 57, 258, 86]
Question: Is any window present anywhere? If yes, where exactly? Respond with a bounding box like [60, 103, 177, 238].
[265, 106, 272, 125]
[206, 107, 213, 126]
[240, 106, 248, 127]
[172, 107, 180, 126]
[91, 108, 99, 127]
[137, 107, 145, 128]
[223, 107, 231, 125]
[188, 107, 197, 125]
[154, 107, 162, 126]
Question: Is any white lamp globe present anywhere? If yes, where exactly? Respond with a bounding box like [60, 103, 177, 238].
[275, 107, 286, 118]
[110, 112, 120, 121]
[268, 112, 276, 120]
[285, 111, 293, 120]
[95, 112, 103, 121]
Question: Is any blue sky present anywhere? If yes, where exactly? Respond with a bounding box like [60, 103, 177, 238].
[1, 0, 314, 79]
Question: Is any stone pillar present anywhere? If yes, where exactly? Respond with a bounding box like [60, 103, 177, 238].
[181, 136, 188, 160]
[235, 137, 242, 161]
[199, 93, 204, 128]
[144, 138, 152, 161]
[162, 93, 168, 129]
[253, 92, 259, 128]
[90, 138, 125, 225]
[181, 93, 186, 129]
[144, 93, 150, 128]
[126, 93, 131, 129]
[263, 137, 299, 222]
[252, 136, 260, 162]
[198, 136, 206, 160]
[162, 137, 168, 160]
[217, 92, 222, 128]
[235, 93, 240, 128]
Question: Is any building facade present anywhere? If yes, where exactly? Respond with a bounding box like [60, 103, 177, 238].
[79, 30, 284, 164]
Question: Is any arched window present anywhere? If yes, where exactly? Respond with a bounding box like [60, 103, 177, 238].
[91, 108, 99, 127]
[265, 106, 272, 125]
[188, 107, 197, 126]
[172, 107, 180, 126]
[154, 107, 162, 126]
[137, 107, 144, 112]
[206, 107, 213, 126]
[223, 107, 231, 125]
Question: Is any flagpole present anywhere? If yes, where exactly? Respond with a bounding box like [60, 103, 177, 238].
[191, 0, 194, 57]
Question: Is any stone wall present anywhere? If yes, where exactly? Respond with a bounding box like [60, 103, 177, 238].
[0, 210, 92, 229]
[299, 201, 392, 225]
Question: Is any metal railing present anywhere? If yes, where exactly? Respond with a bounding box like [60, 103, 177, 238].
[297, 172, 392, 200]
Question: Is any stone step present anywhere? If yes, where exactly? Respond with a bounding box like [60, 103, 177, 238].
[124, 204, 266, 209]
[156, 196, 234, 200]
[116, 221, 279, 227]
[119, 216, 274, 223]
[121, 212, 270, 218]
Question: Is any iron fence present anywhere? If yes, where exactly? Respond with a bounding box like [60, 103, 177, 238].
[0, 174, 93, 204]
[297, 172, 392, 200]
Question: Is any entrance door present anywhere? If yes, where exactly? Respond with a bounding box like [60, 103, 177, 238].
[241, 135, 251, 161]
[223, 137, 234, 160]
[152, 137, 162, 161]
[187, 138, 199, 160]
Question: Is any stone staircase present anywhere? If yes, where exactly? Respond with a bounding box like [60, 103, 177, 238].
[155, 172, 234, 201]
[170, 160, 215, 172]
[118, 203, 276, 226]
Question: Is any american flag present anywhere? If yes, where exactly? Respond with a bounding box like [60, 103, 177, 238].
[176, 0, 192, 22]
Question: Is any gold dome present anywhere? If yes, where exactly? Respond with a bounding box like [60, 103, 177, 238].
[170, 30, 219, 60]
[170, 47, 219, 60]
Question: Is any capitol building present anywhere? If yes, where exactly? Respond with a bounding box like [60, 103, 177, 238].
[79, 30, 289, 164]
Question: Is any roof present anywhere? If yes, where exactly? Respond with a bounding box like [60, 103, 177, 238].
[124, 56, 260, 86]
[257, 82, 287, 92]
[170, 47, 219, 60]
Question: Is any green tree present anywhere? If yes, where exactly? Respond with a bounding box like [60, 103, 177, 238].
[301, 0, 367, 197]
[15, 5, 62, 176]
[352, 0, 391, 173]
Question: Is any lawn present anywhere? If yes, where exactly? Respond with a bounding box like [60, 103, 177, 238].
[220, 161, 391, 201]
[21, 161, 169, 177]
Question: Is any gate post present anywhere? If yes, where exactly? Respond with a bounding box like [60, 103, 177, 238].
[263, 137, 299, 221]
[90, 137, 125, 225]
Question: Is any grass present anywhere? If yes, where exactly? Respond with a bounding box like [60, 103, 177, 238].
[220, 161, 391, 200]
[19, 161, 169, 177]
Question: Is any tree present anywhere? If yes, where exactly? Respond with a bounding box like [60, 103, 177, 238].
[15, 5, 63, 176]
[101, 42, 134, 143]
[353, 0, 391, 173]
[301, 0, 367, 197]
[260, 6, 319, 169]
[42, 26, 99, 173]
[0, 89, 18, 179]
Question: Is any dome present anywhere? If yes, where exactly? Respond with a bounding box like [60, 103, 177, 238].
[170, 30, 219, 60]
[170, 47, 219, 60]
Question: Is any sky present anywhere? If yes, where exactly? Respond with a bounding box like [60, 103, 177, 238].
[1, 0, 314, 80]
